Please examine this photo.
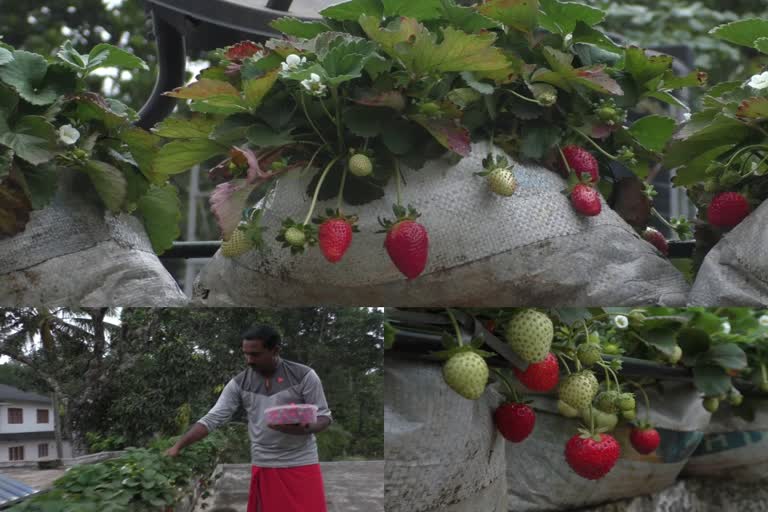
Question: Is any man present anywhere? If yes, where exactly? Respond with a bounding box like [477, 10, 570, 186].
[165, 324, 332, 512]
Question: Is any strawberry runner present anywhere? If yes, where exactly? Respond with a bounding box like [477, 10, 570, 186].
[247, 463, 328, 512]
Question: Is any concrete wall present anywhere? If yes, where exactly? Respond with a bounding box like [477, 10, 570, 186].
[0, 402, 54, 434]
[0, 440, 72, 463]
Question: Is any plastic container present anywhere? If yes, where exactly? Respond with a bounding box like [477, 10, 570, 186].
[265, 404, 318, 425]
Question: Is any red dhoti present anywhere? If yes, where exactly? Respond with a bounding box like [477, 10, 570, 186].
[247, 464, 328, 512]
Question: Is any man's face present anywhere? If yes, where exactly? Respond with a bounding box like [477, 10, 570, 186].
[242, 338, 278, 373]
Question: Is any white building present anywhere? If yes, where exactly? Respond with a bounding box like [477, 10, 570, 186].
[0, 384, 72, 463]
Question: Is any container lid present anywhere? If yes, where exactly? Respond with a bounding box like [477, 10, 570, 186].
[265, 403, 319, 412]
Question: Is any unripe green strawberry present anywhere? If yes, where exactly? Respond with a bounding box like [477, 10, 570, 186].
[559, 371, 599, 410]
[349, 154, 373, 177]
[703, 397, 720, 413]
[581, 406, 618, 431]
[617, 393, 636, 412]
[577, 343, 602, 367]
[488, 167, 517, 197]
[728, 388, 743, 407]
[603, 343, 621, 355]
[595, 391, 620, 414]
[558, 399, 580, 418]
[442, 351, 489, 400]
[622, 409, 637, 421]
[221, 228, 253, 257]
[628, 310, 647, 326]
[505, 309, 554, 363]
[669, 345, 683, 364]
[285, 227, 306, 247]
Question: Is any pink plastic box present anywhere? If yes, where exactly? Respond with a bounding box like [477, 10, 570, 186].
[265, 403, 318, 425]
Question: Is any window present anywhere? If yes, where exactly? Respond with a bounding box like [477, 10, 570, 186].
[8, 408, 23, 424]
[9, 446, 24, 461]
[37, 409, 49, 424]
[38, 444, 48, 458]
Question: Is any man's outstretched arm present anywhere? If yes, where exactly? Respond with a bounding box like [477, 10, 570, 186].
[165, 423, 209, 457]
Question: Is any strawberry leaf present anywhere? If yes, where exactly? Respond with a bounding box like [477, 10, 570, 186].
[539, 0, 605, 36]
[623, 47, 673, 89]
[84, 159, 128, 212]
[0, 51, 76, 106]
[320, 0, 383, 21]
[86, 43, 148, 74]
[440, 0, 500, 32]
[709, 18, 768, 50]
[410, 115, 471, 156]
[164, 79, 240, 100]
[756, 37, 768, 55]
[243, 69, 279, 109]
[270, 17, 331, 39]
[671, 145, 735, 187]
[704, 343, 748, 371]
[627, 115, 675, 153]
[16, 163, 58, 210]
[478, 0, 539, 34]
[152, 116, 218, 139]
[736, 97, 768, 120]
[573, 65, 623, 95]
[352, 90, 406, 110]
[0, 47, 13, 66]
[0, 116, 58, 165]
[382, 0, 443, 20]
[136, 184, 182, 254]
[154, 139, 227, 175]
[121, 127, 162, 184]
[692, 365, 731, 397]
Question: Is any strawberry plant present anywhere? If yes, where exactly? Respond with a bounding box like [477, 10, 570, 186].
[153, 0, 703, 278]
[0, 41, 182, 253]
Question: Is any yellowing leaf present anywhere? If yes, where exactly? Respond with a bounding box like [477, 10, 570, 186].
[163, 79, 240, 100]
[243, 69, 279, 110]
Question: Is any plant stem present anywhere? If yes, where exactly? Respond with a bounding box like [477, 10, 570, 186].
[394, 159, 403, 206]
[572, 128, 619, 161]
[320, 98, 337, 126]
[556, 352, 572, 375]
[300, 93, 331, 150]
[492, 367, 520, 402]
[446, 309, 464, 347]
[629, 380, 652, 425]
[336, 166, 348, 212]
[332, 86, 344, 155]
[507, 88, 544, 105]
[651, 207, 678, 232]
[303, 156, 340, 225]
[557, 144, 573, 174]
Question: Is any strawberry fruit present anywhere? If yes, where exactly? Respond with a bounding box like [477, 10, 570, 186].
[513, 352, 559, 392]
[629, 426, 661, 455]
[570, 184, 601, 216]
[707, 192, 750, 228]
[314, 210, 358, 263]
[565, 432, 620, 480]
[642, 227, 669, 256]
[379, 205, 429, 279]
[505, 309, 554, 364]
[561, 145, 599, 183]
[495, 402, 536, 443]
[443, 351, 489, 400]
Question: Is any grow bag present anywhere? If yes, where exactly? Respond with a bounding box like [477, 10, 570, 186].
[689, 200, 768, 306]
[506, 382, 709, 511]
[385, 356, 507, 512]
[0, 170, 188, 306]
[194, 143, 688, 306]
[683, 400, 768, 481]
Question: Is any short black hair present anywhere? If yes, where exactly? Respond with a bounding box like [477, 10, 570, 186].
[241, 324, 281, 349]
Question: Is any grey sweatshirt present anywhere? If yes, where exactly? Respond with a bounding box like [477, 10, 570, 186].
[196, 358, 332, 468]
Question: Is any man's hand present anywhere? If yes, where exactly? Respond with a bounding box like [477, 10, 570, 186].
[164, 445, 181, 457]
[268, 423, 313, 435]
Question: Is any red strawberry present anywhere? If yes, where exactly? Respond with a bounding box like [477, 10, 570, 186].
[642, 227, 668, 256]
[707, 192, 750, 228]
[570, 184, 601, 216]
[380, 205, 429, 279]
[561, 145, 599, 183]
[512, 352, 559, 392]
[318, 218, 353, 263]
[629, 426, 661, 455]
[494, 402, 536, 443]
[565, 433, 620, 480]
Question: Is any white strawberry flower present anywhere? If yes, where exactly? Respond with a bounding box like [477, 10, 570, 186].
[747, 71, 768, 90]
[760, 315, 768, 327]
[280, 53, 306, 72]
[301, 72, 327, 96]
[722, 321, 731, 334]
[58, 124, 80, 145]
[613, 315, 629, 329]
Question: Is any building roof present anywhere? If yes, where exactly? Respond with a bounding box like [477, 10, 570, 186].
[0, 473, 38, 507]
[0, 384, 51, 405]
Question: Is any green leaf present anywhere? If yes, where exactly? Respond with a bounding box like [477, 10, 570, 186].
[84, 160, 128, 212]
[210, 114, 257, 146]
[573, 65, 623, 95]
[56, 41, 87, 70]
[318, 37, 379, 86]
[664, 113, 752, 168]
[383, 322, 397, 350]
[270, 17, 331, 39]
[676, 327, 711, 365]
[641, 327, 677, 355]
[0, 51, 75, 106]
[121, 127, 162, 183]
[71, 93, 130, 131]
[572, 22, 622, 54]
[86, 43, 148, 74]
[383, 0, 442, 20]
[624, 47, 673, 88]
[381, 120, 418, 154]
[627, 115, 675, 153]
[756, 38, 768, 55]
[520, 121, 562, 159]
[136, 184, 181, 254]
[692, 365, 731, 397]
[154, 139, 226, 175]
[736, 97, 768, 120]
[705, 343, 747, 371]
[344, 106, 393, 137]
[661, 70, 708, 91]
[440, 0, 500, 32]
[164, 79, 240, 100]
[321, 0, 383, 21]
[19, 164, 58, 210]
[709, 19, 768, 49]
[478, 0, 539, 34]
[645, 91, 688, 110]
[152, 116, 218, 139]
[0, 47, 12, 66]
[245, 124, 294, 148]
[672, 145, 736, 187]
[0, 116, 58, 165]
[539, 0, 605, 36]
[243, 69, 279, 109]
